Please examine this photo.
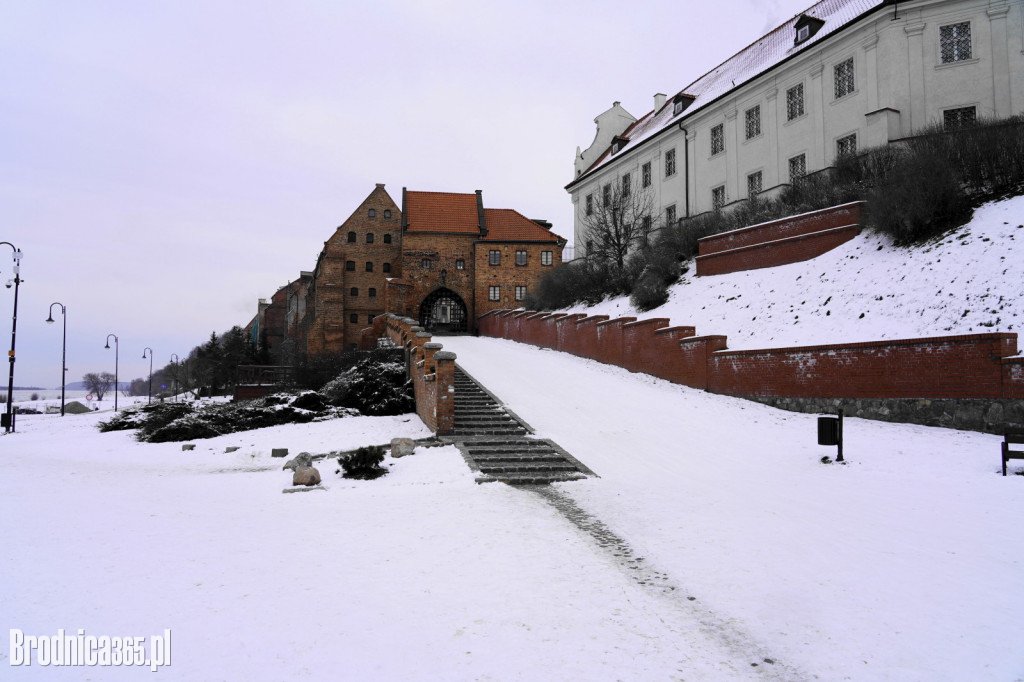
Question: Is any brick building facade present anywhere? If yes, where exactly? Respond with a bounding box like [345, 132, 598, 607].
[252, 184, 565, 358]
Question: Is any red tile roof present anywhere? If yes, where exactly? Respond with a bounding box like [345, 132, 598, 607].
[482, 208, 564, 243]
[404, 191, 480, 234]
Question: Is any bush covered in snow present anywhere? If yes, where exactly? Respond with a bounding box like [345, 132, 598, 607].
[320, 357, 414, 416]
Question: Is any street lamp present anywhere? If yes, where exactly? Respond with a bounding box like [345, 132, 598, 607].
[142, 347, 153, 404]
[104, 334, 118, 411]
[0, 242, 22, 433]
[45, 302, 67, 416]
[170, 353, 179, 402]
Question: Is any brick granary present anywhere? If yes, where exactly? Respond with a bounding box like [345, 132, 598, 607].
[248, 184, 566, 359]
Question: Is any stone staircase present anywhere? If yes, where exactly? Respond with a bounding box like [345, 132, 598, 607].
[448, 365, 594, 485]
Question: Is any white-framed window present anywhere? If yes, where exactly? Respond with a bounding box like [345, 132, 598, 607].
[940, 22, 971, 63]
[541, 251, 553, 266]
[836, 133, 857, 158]
[744, 106, 761, 139]
[797, 25, 809, 43]
[834, 58, 855, 99]
[621, 172, 631, 198]
[710, 123, 724, 155]
[665, 148, 676, 177]
[642, 161, 651, 188]
[642, 215, 652, 245]
[585, 193, 593, 215]
[747, 171, 762, 197]
[515, 250, 527, 266]
[488, 250, 500, 266]
[488, 286, 500, 302]
[665, 204, 677, 224]
[944, 106, 977, 129]
[786, 83, 804, 121]
[602, 183, 612, 207]
[712, 185, 726, 209]
[789, 153, 807, 182]
[515, 285, 526, 301]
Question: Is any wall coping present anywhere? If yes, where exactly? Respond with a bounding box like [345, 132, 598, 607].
[680, 335, 729, 345]
[596, 316, 637, 328]
[696, 223, 860, 263]
[576, 315, 610, 326]
[623, 317, 670, 329]
[655, 325, 697, 336]
[698, 201, 865, 245]
[713, 332, 1018, 357]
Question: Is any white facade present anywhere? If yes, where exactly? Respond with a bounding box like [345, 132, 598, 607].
[567, 0, 1024, 257]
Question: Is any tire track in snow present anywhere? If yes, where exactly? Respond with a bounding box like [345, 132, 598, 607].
[525, 485, 809, 681]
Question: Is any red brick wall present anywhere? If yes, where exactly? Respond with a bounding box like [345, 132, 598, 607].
[478, 310, 1022, 401]
[398, 231, 477, 324]
[474, 242, 561, 319]
[695, 201, 863, 277]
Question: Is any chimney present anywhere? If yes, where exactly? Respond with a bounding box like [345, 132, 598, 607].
[476, 190, 487, 237]
[654, 93, 667, 111]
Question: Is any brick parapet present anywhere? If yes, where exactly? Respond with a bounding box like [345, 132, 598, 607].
[698, 201, 864, 255]
[696, 224, 861, 276]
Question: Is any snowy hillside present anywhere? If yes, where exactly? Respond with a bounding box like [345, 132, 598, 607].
[566, 195, 1024, 351]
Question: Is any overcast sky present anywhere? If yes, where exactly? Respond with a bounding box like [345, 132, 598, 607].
[2, 0, 814, 389]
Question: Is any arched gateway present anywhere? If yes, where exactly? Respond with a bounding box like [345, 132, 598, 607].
[418, 288, 468, 333]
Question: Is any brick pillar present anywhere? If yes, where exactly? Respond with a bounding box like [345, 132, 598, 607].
[433, 350, 457, 435]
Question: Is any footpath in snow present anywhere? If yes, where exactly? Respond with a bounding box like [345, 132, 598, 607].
[2, 337, 1023, 680]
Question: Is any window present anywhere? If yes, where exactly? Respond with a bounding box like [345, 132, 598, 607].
[797, 25, 809, 43]
[747, 171, 762, 197]
[786, 83, 805, 121]
[421, 259, 431, 269]
[710, 124, 724, 155]
[383, 234, 392, 244]
[944, 106, 977, 129]
[515, 250, 527, 266]
[642, 161, 652, 188]
[456, 258, 465, 269]
[602, 183, 611, 207]
[641, 215, 652, 244]
[834, 58, 854, 99]
[366, 233, 374, 244]
[382, 262, 391, 273]
[350, 287, 358, 297]
[368, 314, 375, 324]
[384, 209, 392, 219]
[745, 106, 761, 139]
[365, 262, 373, 272]
[369, 288, 377, 298]
[836, 133, 857, 158]
[489, 250, 500, 266]
[621, 172, 631, 198]
[940, 22, 971, 63]
[585, 194, 593, 215]
[673, 99, 685, 115]
[712, 185, 726, 209]
[350, 314, 358, 323]
[345, 260, 355, 272]
[541, 251, 553, 266]
[347, 231, 356, 243]
[368, 209, 376, 217]
[515, 285, 526, 301]
[665, 204, 677, 224]
[488, 286, 500, 301]
[665, 148, 676, 176]
[789, 153, 807, 182]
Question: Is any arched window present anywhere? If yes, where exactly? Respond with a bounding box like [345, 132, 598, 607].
[365, 262, 373, 272]
[383, 234, 392, 244]
[350, 287, 358, 297]
[345, 261, 355, 271]
[368, 209, 376, 218]
[369, 288, 377, 297]
[382, 262, 391, 273]
[347, 231, 356, 243]
[384, 210, 392, 219]
[366, 233, 375, 244]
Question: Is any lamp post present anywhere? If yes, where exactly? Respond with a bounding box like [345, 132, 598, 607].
[45, 302, 67, 416]
[104, 334, 118, 411]
[1, 242, 22, 433]
[170, 353, 179, 402]
[142, 347, 153, 404]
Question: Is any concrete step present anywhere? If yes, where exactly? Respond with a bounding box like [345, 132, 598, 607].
[476, 463, 581, 475]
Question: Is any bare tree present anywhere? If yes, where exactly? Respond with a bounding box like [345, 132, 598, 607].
[83, 372, 115, 400]
[580, 179, 659, 274]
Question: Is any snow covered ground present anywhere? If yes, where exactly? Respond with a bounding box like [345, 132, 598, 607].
[564, 196, 1024, 351]
[3, 334, 1023, 680]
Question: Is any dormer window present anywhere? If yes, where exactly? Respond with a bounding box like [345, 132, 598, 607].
[794, 14, 824, 45]
[611, 135, 629, 155]
[672, 93, 695, 116]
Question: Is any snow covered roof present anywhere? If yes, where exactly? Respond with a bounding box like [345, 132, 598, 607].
[568, 0, 888, 188]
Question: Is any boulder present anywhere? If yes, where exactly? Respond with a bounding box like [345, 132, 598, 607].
[271, 448, 289, 458]
[292, 466, 321, 487]
[282, 452, 313, 471]
[225, 446, 240, 453]
[182, 444, 196, 451]
[391, 438, 416, 458]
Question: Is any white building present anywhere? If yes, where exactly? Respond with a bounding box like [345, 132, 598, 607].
[567, 0, 1024, 256]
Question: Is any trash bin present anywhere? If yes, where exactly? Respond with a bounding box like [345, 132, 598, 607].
[818, 416, 840, 446]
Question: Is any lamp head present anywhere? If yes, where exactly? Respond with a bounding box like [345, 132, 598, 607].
[4, 280, 11, 289]
[46, 316, 54, 324]
[104, 343, 110, 349]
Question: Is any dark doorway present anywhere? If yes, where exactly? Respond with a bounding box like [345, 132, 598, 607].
[419, 288, 468, 333]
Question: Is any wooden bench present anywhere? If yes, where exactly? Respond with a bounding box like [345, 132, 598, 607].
[1003, 430, 1024, 476]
